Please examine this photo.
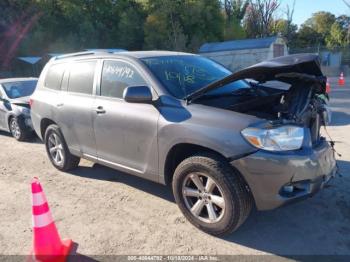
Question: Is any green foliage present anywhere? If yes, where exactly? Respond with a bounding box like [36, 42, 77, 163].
[326, 22, 348, 48]
[1, 0, 350, 63]
[290, 24, 322, 48]
[223, 0, 249, 40]
[271, 19, 297, 44]
[144, 0, 224, 51]
[291, 12, 350, 49]
[304, 12, 336, 39]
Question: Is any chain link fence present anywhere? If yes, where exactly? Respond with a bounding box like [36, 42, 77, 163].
[289, 46, 350, 76]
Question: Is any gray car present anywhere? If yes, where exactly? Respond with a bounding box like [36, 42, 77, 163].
[0, 78, 37, 141]
[30, 51, 336, 235]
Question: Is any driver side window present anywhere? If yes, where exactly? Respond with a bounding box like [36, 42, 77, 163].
[100, 60, 147, 99]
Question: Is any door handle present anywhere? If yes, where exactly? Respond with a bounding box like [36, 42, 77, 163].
[95, 106, 106, 114]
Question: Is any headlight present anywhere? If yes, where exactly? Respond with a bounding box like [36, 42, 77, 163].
[241, 125, 304, 151]
[19, 107, 30, 115]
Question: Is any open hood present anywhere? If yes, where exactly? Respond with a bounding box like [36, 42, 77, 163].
[10, 96, 30, 106]
[186, 54, 325, 102]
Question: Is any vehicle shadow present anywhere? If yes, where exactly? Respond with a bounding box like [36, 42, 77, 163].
[68, 159, 350, 255]
[0, 130, 12, 137]
[0, 130, 42, 144]
[68, 163, 175, 203]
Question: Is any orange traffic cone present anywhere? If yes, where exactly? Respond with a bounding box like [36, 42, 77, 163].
[338, 72, 345, 86]
[29, 177, 72, 262]
[326, 78, 331, 93]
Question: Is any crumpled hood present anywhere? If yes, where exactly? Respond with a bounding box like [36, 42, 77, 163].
[10, 96, 30, 105]
[186, 54, 325, 102]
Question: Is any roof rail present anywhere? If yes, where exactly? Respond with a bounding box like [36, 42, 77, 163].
[54, 50, 107, 60]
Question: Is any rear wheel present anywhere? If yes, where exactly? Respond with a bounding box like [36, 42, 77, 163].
[172, 153, 253, 236]
[44, 124, 80, 171]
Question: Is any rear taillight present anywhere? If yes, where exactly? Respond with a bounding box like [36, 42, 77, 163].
[29, 98, 33, 108]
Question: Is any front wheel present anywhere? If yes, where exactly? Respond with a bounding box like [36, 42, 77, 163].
[44, 124, 80, 171]
[9, 116, 30, 141]
[172, 153, 253, 236]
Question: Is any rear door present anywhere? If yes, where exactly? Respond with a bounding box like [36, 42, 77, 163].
[58, 60, 98, 156]
[93, 59, 159, 177]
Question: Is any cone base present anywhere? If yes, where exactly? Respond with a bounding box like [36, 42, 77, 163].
[28, 239, 73, 262]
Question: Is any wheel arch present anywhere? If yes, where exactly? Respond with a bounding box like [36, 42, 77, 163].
[7, 113, 23, 130]
[7, 114, 15, 129]
[163, 143, 228, 186]
[40, 118, 57, 139]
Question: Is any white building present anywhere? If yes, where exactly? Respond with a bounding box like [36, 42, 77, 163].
[199, 36, 288, 72]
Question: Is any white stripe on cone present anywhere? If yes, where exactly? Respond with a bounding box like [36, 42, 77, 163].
[33, 212, 54, 228]
[32, 192, 47, 206]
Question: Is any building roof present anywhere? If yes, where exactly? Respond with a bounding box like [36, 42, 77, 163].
[199, 36, 278, 53]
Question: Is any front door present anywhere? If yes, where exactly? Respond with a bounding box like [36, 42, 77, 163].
[93, 59, 159, 177]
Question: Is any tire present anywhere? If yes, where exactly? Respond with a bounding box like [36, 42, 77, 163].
[9, 116, 31, 141]
[172, 152, 253, 236]
[44, 124, 80, 171]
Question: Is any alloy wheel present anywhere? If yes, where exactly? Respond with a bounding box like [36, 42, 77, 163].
[182, 172, 226, 223]
[48, 133, 64, 166]
[10, 119, 21, 139]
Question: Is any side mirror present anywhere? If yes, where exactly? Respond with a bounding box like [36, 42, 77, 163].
[123, 86, 153, 103]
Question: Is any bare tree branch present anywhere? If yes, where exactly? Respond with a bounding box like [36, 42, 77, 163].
[253, 0, 280, 37]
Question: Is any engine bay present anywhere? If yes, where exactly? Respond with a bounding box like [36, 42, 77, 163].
[196, 79, 330, 145]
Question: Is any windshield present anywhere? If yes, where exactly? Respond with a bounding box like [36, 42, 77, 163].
[141, 55, 249, 99]
[2, 80, 37, 99]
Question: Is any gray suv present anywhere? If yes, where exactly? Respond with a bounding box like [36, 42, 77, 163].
[31, 51, 336, 235]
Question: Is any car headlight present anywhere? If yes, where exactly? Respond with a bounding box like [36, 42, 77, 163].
[241, 125, 304, 151]
[19, 107, 30, 116]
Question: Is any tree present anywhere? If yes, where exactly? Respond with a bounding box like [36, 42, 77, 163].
[144, 0, 223, 51]
[143, 0, 187, 51]
[336, 15, 350, 43]
[243, 0, 280, 38]
[271, 19, 297, 43]
[292, 24, 323, 48]
[0, 0, 41, 69]
[326, 22, 348, 48]
[283, 0, 297, 44]
[223, 0, 249, 40]
[304, 12, 336, 40]
[17, 0, 146, 54]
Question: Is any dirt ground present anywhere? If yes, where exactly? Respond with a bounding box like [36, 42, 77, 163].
[0, 77, 349, 258]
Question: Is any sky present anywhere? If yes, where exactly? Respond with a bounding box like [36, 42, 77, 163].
[279, 0, 349, 26]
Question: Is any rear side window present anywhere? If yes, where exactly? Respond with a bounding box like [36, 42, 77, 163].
[44, 64, 66, 90]
[101, 60, 146, 98]
[68, 61, 96, 94]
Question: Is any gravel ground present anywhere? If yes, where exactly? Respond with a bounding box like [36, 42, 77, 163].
[0, 77, 349, 258]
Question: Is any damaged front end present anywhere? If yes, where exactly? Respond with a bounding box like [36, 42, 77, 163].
[186, 53, 337, 210]
[189, 54, 331, 147]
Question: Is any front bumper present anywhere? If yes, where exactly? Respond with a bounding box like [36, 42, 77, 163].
[18, 114, 34, 131]
[24, 116, 34, 130]
[231, 138, 336, 210]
